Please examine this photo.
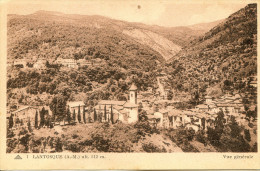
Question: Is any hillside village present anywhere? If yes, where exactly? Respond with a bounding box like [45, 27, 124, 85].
[7, 71, 257, 152]
[10, 57, 104, 69]
[8, 80, 251, 128]
[6, 4, 257, 153]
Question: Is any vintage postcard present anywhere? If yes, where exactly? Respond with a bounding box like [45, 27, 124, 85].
[0, 0, 260, 170]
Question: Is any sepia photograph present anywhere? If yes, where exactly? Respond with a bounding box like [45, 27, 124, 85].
[4, 0, 258, 155]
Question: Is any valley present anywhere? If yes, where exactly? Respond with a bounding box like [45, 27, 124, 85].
[6, 4, 257, 153]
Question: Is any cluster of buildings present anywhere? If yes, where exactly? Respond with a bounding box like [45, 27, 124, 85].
[196, 94, 244, 116]
[55, 58, 103, 68]
[142, 93, 246, 132]
[10, 57, 103, 70]
[7, 78, 249, 133]
[7, 105, 52, 128]
[11, 59, 45, 69]
[7, 84, 139, 129]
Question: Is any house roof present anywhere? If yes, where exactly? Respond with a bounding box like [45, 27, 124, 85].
[77, 59, 86, 62]
[129, 84, 137, 91]
[196, 104, 208, 109]
[206, 111, 216, 115]
[216, 103, 235, 107]
[67, 101, 85, 107]
[183, 111, 196, 116]
[147, 114, 161, 119]
[205, 95, 212, 99]
[196, 112, 209, 118]
[113, 105, 124, 110]
[234, 94, 241, 99]
[14, 61, 27, 65]
[98, 100, 126, 106]
[232, 99, 242, 104]
[208, 104, 217, 108]
[63, 59, 76, 62]
[13, 106, 33, 114]
[168, 109, 183, 116]
[123, 102, 138, 108]
[159, 109, 168, 113]
[38, 105, 51, 110]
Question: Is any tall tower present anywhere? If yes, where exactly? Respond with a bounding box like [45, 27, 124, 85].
[126, 84, 138, 123]
[205, 96, 212, 104]
[129, 84, 137, 104]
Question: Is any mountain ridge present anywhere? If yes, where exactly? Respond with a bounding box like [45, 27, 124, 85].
[8, 10, 222, 59]
[164, 3, 257, 97]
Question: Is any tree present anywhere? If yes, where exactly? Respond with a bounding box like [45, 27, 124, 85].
[139, 110, 148, 122]
[191, 90, 200, 105]
[229, 116, 241, 138]
[98, 112, 102, 123]
[55, 137, 63, 152]
[244, 129, 251, 142]
[187, 128, 195, 141]
[94, 108, 97, 122]
[50, 95, 67, 123]
[40, 107, 46, 127]
[88, 114, 92, 123]
[73, 109, 76, 122]
[223, 80, 233, 91]
[35, 111, 38, 129]
[196, 130, 207, 145]
[27, 118, 32, 132]
[45, 115, 51, 128]
[77, 105, 81, 123]
[52, 104, 56, 123]
[138, 102, 143, 113]
[167, 90, 173, 100]
[104, 105, 107, 121]
[111, 105, 114, 124]
[107, 109, 110, 123]
[207, 109, 225, 146]
[83, 107, 86, 124]
[67, 107, 71, 125]
[215, 109, 225, 132]
[9, 114, 14, 129]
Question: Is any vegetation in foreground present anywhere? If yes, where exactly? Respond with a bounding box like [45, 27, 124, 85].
[7, 112, 257, 153]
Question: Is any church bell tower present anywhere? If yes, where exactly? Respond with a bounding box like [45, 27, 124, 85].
[129, 84, 137, 104]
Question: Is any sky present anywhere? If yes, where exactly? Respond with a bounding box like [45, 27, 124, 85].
[5, 0, 249, 27]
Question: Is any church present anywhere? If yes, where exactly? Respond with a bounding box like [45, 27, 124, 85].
[94, 84, 139, 123]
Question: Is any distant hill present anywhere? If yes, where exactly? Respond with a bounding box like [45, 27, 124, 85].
[164, 4, 257, 96]
[7, 12, 162, 72]
[8, 10, 221, 63]
[186, 19, 225, 32]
